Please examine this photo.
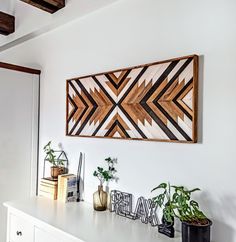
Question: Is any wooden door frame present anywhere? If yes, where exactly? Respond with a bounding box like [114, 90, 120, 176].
[0, 62, 41, 196]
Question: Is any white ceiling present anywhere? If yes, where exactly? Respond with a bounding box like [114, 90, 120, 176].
[0, 0, 119, 52]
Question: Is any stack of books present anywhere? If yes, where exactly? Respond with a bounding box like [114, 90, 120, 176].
[38, 178, 58, 200]
[57, 174, 77, 203]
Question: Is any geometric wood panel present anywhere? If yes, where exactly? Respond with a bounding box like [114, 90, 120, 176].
[66, 55, 198, 143]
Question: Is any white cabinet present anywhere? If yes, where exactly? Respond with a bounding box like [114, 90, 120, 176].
[6, 211, 82, 242]
[4, 197, 181, 242]
[9, 214, 34, 242]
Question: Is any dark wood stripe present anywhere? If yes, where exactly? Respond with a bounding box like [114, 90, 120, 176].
[154, 58, 193, 102]
[118, 66, 149, 139]
[105, 120, 117, 137]
[141, 60, 180, 104]
[75, 79, 98, 108]
[105, 74, 118, 89]
[154, 102, 192, 141]
[140, 102, 177, 140]
[73, 80, 99, 135]
[173, 78, 193, 120]
[117, 121, 130, 138]
[68, 81, 89, 135]
[118, 66, 148, 105]
[92, 76, 116, 105]
[91, 76, 117, 136]
[174, 78, 193, 101]
[118, 105, 147, 139]
[104, 120, 130, 138]
[117, 70, 131, 88]
[67, 95, 78, 122]
[92, 106, 115, 136]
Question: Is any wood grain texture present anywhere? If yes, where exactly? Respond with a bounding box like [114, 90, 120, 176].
[0, 11, 15, 36]
[66, 55, 199, 143]
[20, 0, 65, 14]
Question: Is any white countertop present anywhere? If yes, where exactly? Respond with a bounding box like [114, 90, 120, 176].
[4, 197, 181, 242]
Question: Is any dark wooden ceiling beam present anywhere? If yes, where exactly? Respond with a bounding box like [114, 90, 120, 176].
[0, 11, 15, 36]
[20, 0, 65, 14]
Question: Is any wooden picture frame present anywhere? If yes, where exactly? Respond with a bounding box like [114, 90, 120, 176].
[66, 55, 198, 143]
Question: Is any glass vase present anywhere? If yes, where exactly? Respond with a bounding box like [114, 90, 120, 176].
[93, 185, 108, 211]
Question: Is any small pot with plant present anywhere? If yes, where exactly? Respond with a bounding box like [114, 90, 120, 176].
[43, 141, 65, 179]
[152, 182, 212, 242]
[93, 157, 117, 211]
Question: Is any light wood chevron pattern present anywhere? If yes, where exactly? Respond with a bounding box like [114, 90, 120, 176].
[66, 55, 198, 142]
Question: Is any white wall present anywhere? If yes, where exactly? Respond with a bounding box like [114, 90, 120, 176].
[0, 0, 236, 241]
[0, 0, 119, 50]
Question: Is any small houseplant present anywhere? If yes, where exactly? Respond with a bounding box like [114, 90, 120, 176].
[93, 157, 117, 211]
[152, 183, 212, 242]
[43, 141, 65, 179]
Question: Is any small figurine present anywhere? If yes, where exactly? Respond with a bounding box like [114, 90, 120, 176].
[158, 215, 175, 238]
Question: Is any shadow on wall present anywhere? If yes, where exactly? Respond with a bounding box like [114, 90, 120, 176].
[201, 192, 236, 242]
[211, 220, 234, 242]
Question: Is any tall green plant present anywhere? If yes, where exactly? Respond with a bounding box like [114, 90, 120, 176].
[152, 183, 208, 225]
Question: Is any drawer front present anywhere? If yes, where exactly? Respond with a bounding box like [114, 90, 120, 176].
[9, 214, 34, 242]
[35, 227, 83, 242]
[35, 227, 59, 242]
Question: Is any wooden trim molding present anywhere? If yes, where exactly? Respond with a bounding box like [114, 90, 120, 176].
[0, 62, 41, 75]
[20, 0, 65, 14]
[0, 11, 15, 36]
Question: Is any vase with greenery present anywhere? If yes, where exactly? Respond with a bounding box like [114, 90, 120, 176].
[43, 141, 65, 179]
[151, 182, 212, 242]
[93, 157, 117, 211]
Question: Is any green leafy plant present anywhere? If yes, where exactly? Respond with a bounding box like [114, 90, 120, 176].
[93, 157, 117, 186]
[43, 141, 64, 167]
[151, 182, 208, 225]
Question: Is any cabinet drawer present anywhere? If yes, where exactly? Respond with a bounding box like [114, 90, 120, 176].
[35, 227, 82, 242]
[9, 214, 34, 242]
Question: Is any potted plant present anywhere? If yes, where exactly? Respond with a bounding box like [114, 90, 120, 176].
[43, 141, 65, 179]
[93, 157, 117, 211]
[152, 183, 212, 242]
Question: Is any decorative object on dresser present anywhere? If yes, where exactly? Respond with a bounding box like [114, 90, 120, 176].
[66, 55, 198, 143]
[20, 0, 65, 14]
[38, 178, 58, 200]
[152, 182, 212, 242]
[93, 157, 117, 211]
[57, 174, 77, 203]
[43, 141, 68, 179]
[110, 190, 158, 226]
[0, 11, 15, 35]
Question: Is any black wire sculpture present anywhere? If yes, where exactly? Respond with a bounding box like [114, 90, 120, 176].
[110, 190, 159, 226]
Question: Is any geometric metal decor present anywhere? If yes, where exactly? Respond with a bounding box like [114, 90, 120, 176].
[66, 55, 198, 143]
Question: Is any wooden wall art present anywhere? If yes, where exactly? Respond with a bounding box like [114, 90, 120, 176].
[66, 55, 198, 143]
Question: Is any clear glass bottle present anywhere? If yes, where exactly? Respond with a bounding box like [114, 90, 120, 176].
[93, 185, 108, 211]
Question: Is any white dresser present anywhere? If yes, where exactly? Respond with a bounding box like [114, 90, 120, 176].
[4, 197, 181, 242]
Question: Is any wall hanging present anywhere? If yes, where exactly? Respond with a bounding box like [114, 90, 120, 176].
[66, 55, 198, 143]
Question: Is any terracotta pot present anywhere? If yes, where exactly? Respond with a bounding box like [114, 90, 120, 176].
[50, 166, 63, 179]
